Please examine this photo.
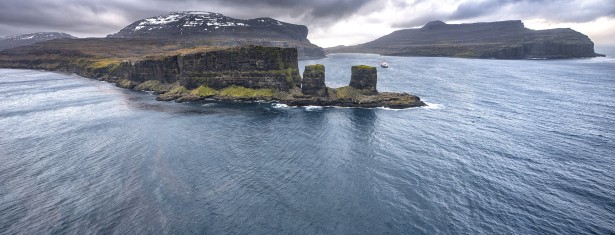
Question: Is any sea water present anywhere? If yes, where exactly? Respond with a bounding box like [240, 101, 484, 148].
[1, 53, 614, 234]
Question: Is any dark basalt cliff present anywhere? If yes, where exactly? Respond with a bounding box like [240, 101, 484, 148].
[0, 32, 76, 51]
[0, 42, 300, 91]
[108, 11, 324, 59]
[326, 20, 602, 59]
[0, 39, 423, 108]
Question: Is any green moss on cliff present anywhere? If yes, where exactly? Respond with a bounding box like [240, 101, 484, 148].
[333, 86, 375, 100]
[219, 85, 276, 98]
[353, 65, 375, 70]
[190, 85, 218, 97]
[166, 85, 188, 95]
[88, 59, 122, 69]
[116, 79, 135, 89]
[135, 80, 172, 94]
[334, 86, 358, 99]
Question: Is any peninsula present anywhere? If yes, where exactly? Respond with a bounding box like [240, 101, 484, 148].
[326, 20, 603, 59]
[0, 41, 423, 108]
[0, 11, 424, 109]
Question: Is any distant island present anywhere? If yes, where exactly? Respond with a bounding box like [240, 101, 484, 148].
[326, 20, 604, 59]
[0, 11, 424, 109]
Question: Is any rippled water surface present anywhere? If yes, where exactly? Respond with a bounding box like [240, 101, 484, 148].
[1, 54, 614, 234]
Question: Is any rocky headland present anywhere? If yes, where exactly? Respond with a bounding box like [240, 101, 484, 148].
[0, 40, 423, 109]
[326, 20, 603, 59]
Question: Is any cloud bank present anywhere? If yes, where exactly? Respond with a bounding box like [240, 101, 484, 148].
[1, 0, 614, 46]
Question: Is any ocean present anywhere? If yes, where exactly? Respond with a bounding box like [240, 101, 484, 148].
[1, 53, 614, 234]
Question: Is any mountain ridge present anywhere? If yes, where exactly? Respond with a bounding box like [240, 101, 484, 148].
[326, 20, 601, 59]
[107, 11, 324, 59]
[0, 32, 76, 51]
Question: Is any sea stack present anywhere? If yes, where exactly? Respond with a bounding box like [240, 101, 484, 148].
[349, 65, 378, 94]
[301, 64, 327, 96]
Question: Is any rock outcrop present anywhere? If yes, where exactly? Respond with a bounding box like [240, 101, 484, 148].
[0, 32, 76, 51]
[301, 64, 327, 96]
[349, 65, 378, 94]
[282, 64, 424, 108]
[326, 20, 602, 59]
[107, 11, 325, 59]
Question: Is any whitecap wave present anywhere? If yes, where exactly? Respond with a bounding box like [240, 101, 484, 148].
[423, 102, 444, 110]
[272, 103, 289, 109]
[304, 105, 324, 111]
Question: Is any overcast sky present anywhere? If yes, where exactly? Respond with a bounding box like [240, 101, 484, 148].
[1, 0, 614, 47]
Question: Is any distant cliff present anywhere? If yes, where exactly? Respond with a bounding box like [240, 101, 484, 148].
[0, 32, 76, 51]
[108, 11, 325, 59]
[326, 20, 602, 59]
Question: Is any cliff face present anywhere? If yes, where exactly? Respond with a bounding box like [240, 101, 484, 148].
[0, 42, 300, 91]
[326, 20, 600, 59]
[107, 11, 324, 59]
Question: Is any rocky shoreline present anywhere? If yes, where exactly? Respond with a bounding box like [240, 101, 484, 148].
[0, 43, 424, 109]
[151, 64, 424, 109]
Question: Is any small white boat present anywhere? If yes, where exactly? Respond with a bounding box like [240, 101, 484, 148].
[381, 60, 389, 68]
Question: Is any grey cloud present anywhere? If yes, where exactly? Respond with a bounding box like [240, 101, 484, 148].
[391, 12, 450, 28]
[390, 0, 615, 30]
[0, 0, 614, 38]
[0, 0, 374, 36]
[449, 0, 614, 23]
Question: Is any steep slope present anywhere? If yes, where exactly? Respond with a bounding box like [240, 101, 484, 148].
[108, 11, 324, 59]
[0, 32, 76, 51]
[326, 20, 601, 59]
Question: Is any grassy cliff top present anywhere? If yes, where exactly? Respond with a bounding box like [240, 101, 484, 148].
[0, 38, 231, 62]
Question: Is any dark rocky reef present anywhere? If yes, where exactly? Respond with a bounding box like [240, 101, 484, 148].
[0, 32, 77, 51]
[107, 11, 324, 59]
[326, 20, 602, 59]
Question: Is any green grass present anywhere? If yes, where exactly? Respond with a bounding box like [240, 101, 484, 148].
[219, 85, 276, 98]
[88, 59, 122, 69]
[116, 79, 134, 88]
[333, 86, 375, 99]
[334, 86, 358, 99]
[190, 85, 218, 97]
[352, 65, 375, 70]
[135, 80, 170, 93]
[166, 85, 188, 95]
[305, 64, 325, 74]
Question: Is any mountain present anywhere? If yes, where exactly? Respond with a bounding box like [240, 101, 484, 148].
[107, 11, 324, 59]
[326, 20, 602, 59]
[0, 32, 76, 51]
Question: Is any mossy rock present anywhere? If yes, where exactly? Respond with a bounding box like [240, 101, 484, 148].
[352, 65, 376, 71]
[135, 80, 174, 94]
[333, 86, 373, 100]
[116, 79, 136, 89]
[190, 85, 218, 97]
[219, 85, 277, 99]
